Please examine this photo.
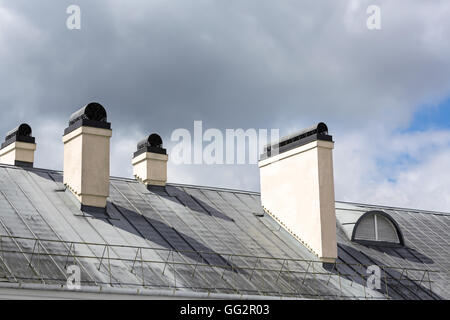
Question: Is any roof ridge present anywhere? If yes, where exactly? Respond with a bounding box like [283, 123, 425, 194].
[336, 200, 450, 216]
[1, 164, 448, 215]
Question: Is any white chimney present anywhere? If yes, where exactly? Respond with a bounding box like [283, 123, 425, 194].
[258, 122, 337, 262]
[62, 103, 112, 210]
[0, 123, 36, 168]
[132, 133, 168, 186]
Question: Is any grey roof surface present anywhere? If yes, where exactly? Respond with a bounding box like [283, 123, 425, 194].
[0, 164, 448, 299]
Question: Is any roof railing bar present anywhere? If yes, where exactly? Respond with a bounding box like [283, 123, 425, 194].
[0, 233, 440, 273]
[26, 239, 37, 261]
[427, 271, 433, 295]
[229, 256, 242, 296]
[301, 261, 311, 285]
[172, 250, 177, 290]
[417, 270, 427, 290]
[107, 245, 112, 286]
[28, 240, 40, 274]
[130, 247, 141, 275]
[275, 259, 286, 284]
[28, 239, 45, 284]
[382, 266, 390, 300]
[220, 254, 231, 279]
[181, 260, 426, 282]
[63, 242, 75, 269]
[362, 267, 367, 299]
[0, 235, 440, 299]
[112, 183, 214, 288]
[21, 171, 99, 286]
[139, 248, 145, 287]
[0, 222, 43, 284]
[399, 268, 405, 282]
[94, 244, 118, 288]
[191, 251, 202, 278]
[312, 261, 316, 282]
[390, 262, 433, 299]
[211, 261, 218, 294]
[0, 235, 18, 283]
[97, 245, 107, 271]
[326, 263, 336, 286]
[0, 187, 66, 279]
[161, 250, 172, 276]
[0, 246, 438, 285]
[249, 257, 259, 281]
[37, 241, 41, 277]
[284, 260, 304, 297]
[230, 255, 235, 279]
[351, 262, 366, 289]
[0, 234, 320, 263]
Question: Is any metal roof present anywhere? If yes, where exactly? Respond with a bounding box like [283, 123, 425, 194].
[0, 164, 448, 299]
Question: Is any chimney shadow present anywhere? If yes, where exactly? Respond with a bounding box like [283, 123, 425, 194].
[26, 168, 65, 187]
[103, 202, 241, 274]
[161, 185, 235, 222]
[321, 244, 441, 300]
[366, 245, 434, 265]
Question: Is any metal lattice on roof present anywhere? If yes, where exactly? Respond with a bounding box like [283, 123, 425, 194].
[0, 164, 448, 299]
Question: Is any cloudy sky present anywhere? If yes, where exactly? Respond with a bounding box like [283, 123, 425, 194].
[1, 0, 449, 211]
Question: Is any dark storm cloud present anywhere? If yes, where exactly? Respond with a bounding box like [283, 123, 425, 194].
[1, 0, 450, 210]
[2, 0, 449, 132]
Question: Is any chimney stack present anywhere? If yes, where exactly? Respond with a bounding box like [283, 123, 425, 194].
[0, 123, 36, 168]
[132, 133, 168, 186]
[63, 103, 112, 210]
[258, 122, 337, 262]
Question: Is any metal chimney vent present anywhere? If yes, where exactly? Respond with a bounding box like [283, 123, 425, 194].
[1, 123, 35, 149]
[261, 122, 332, 160]
[69, 102, 107, 125]
[134, 133, 166, 158]
[65, 102, 111, 135]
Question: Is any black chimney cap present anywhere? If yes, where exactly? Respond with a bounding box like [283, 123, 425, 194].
[1, 123, 35, 149]
[64, 102, 111, 135]
[134, 133, 167, 158]
[260, 122, 333, 160]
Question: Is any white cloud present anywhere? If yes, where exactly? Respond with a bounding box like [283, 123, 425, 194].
[32, 119, 64, 171]
[110, 127, 145, 178]
[335, 127, 450, 211]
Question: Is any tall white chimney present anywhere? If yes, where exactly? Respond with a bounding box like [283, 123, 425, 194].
[0, 123, 36, 168]
[63, 103, 112, 210]
[258, 123, 337, 262]
[132, 133, 168, 186]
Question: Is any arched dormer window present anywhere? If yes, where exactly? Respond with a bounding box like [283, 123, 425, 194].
[352, 210, 404, 246]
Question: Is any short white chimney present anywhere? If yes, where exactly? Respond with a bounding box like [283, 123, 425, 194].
[63, 103, 112, 210]
[0, 123, 36, 168]
[132, 133, 168, 186]
[258, 123, 337, 262]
